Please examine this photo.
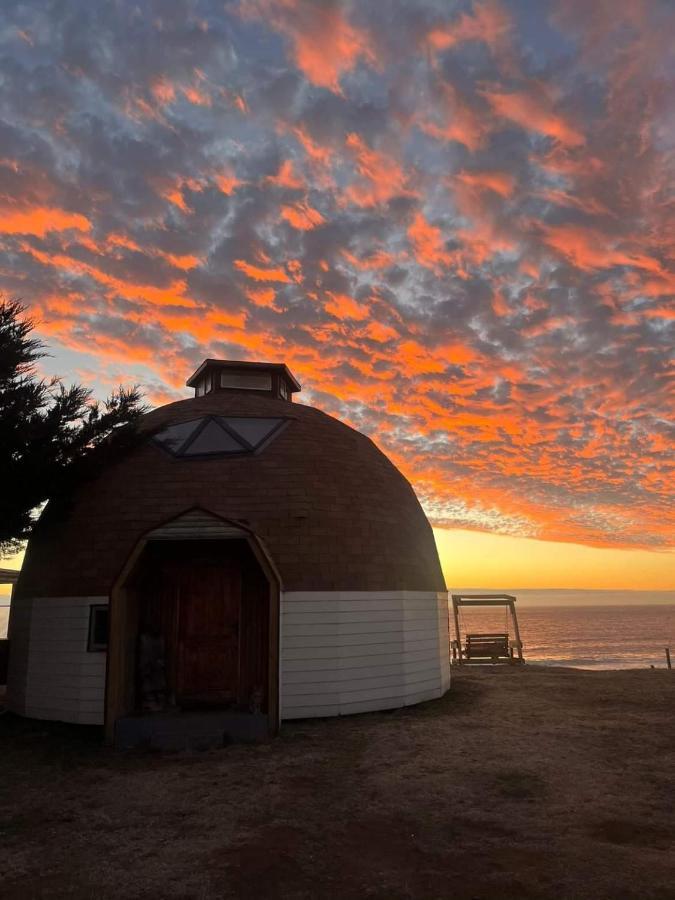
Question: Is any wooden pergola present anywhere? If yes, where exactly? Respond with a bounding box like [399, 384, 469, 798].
[450, 594, 524, 665]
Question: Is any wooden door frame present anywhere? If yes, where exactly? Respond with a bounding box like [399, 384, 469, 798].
[104, 509, 281, 743]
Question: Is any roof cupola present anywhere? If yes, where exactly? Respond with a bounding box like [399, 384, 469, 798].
[186, 359, 301, 401]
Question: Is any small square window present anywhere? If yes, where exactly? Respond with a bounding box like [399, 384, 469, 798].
[88, 605, 109, 651]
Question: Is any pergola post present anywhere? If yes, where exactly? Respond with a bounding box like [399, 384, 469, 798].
[451, 596, 463, 664]
[510, 600, 524, 662]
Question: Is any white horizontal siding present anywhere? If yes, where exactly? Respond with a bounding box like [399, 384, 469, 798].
[10, 589, 451, 728]
[282, 647, 441, 668]
[9, 596, 108, 725]
[283, 658, 441, 682]
[280, 591, 450, 720]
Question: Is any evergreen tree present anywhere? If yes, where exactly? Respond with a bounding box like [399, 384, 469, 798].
[0, 298, 146, 556]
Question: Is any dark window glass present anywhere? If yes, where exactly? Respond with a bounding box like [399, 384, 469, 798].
[183, 420, 246, 455]
[154, 419, 201, 453]
[88, 606, 108, 651]
[153, 416, 289, 458]
[221, 417, 282, 448]
[220, 372, 272, 391]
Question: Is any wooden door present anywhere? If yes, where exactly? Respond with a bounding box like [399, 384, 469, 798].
[176, 559, 241, 707]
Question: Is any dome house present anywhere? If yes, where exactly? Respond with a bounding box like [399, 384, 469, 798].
[7, 360, 450, 748]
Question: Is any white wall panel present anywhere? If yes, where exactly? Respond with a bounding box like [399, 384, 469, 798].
[9, 589, 451, 728]
[8, 596, 108, 725]
[280, 591, 450, 720]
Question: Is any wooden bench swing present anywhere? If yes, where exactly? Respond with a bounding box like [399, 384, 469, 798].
[450, 594, 524, 665]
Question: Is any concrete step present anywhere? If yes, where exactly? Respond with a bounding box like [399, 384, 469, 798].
[115, 709, 269, 751]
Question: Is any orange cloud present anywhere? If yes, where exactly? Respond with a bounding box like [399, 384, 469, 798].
[161, 252, 200, 271]
[343, 132, 413, 207]
[420, 83, 490, 152]
[150, 78, 177, 105]
[215, 169, 241, 195]
[341, 249, 397, 270]
[492, 291, 510, 317]
[359, 320, 400, 343]
[265, 159, 305, 189]
[158, 176, 206, 212]
[0, 206, 91, 237]
[181, 85, 212, 107]
[22, 242, 197, 309]
[324, 291, 370, 321]
[242, 0, 377, 94]
[451, 176, 517, 265]
[643, 307, 675, 320]
[396, 340, 448, 375]
[87, 232, 201, 272]
[107, 233, 142, 253]
[293, 9, 375, 92]
[456, 169, 515, 198]
[286, 258, 304, 283]
[246, 286, 277, 309]
[427, 1, 511, 54]
[484, 85, 584, 147]
[234, 259, 292, 283]
[291, 126, 327, 163]
[150, 77, 213, 109]
[539, 223, 665, 274]
[280, 201, 325, 230]
[407, 211, 453, 272]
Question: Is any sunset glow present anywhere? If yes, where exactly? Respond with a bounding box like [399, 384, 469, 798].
[0, 1, 673, 588]
[435, 530, 675, 592]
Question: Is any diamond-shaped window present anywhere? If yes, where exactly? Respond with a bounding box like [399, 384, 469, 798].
[183, 420, 245, 455]
[219, 417, 283, 449]
[153, 419, 202, 453]
[153, 416, 287, 458]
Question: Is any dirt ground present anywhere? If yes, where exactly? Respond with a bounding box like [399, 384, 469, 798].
[1, 666, 674, 900]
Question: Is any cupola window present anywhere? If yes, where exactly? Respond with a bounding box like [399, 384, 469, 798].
[220, 372, 272, 391]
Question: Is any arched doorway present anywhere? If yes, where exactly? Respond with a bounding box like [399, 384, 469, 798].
[105, 512, 280, 746]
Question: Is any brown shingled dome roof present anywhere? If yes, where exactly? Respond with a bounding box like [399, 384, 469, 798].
[18, 389, 446, 597]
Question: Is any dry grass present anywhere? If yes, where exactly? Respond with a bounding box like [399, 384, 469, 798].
[1, 666, 675, 899]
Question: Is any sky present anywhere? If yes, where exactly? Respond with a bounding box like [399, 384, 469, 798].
[0, 0, 673, 591]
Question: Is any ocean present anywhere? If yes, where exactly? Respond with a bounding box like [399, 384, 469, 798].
[2, 593, 674, 669]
